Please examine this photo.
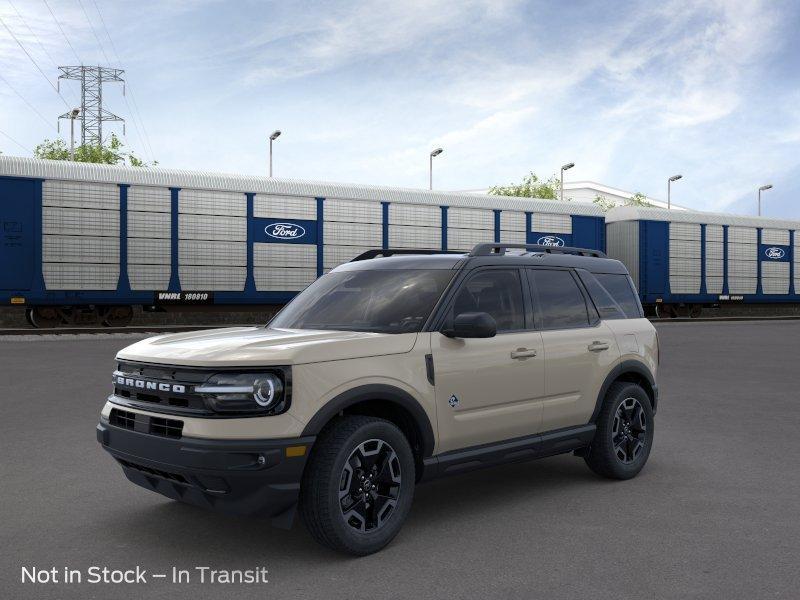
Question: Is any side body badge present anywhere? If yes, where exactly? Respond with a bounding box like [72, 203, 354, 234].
[448, 395, 459, 408]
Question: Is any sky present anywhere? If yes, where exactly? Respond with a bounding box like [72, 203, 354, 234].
[1, 0, 799, 217]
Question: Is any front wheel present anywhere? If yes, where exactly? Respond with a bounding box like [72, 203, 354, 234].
[584, 382, 654, 480]
[299, 416, 415, 556]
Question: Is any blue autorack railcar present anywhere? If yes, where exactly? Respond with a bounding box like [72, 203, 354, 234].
[0, 156, 605, 326]
[606, 206, 800, 317]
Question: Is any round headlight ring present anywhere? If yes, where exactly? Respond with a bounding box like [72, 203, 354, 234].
[253, 375, 282, 408]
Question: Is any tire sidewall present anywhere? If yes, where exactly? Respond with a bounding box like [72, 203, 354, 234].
[323, 420, 415, 553]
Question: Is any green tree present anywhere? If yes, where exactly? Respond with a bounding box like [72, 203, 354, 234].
[593, 194, 617, 211]
[33, 133, 156, 167]
[592, 191, 653, 212]
[489, 172, 562, 199]
[628, 191, 652, 206]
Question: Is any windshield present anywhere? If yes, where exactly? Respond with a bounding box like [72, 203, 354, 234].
[269, 269, 454, 333]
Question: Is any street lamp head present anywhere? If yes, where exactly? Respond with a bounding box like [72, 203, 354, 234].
[759, 184, 773, 192]
[430, 148, 443, 158]
[669, 174, 683, 182]
[561, 162, 575, 171]
[70, 108, 80, 118]
[270, 130, 281, 141]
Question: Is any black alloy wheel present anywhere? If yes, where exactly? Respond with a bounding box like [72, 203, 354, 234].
[612, 397, 647, 464]
[338, 438, 402, 532]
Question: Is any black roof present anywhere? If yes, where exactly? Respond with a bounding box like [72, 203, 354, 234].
[336, 245, 630, 275]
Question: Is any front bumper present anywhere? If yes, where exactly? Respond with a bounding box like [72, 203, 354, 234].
[97, 420, 315, 528]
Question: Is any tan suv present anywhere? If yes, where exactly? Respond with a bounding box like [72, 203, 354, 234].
[97, 243, 659, 555]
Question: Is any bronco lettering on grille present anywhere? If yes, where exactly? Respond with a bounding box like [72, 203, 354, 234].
[115, 376, 186, 394]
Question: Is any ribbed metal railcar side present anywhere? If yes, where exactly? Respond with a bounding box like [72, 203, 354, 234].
[606, 206, 800, 314]
[0, 156, 606, 322]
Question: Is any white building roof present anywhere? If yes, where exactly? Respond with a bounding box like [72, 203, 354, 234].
[0, 156, 604, 216]
[606, 205, 800, 230]
[562, 181, 687, 210]
[454, 181, 688, 210]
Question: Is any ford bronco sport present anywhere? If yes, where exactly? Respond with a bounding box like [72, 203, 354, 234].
[97, 243, 659, 555]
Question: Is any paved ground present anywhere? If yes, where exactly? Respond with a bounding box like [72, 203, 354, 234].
[1, 321, 799, 600]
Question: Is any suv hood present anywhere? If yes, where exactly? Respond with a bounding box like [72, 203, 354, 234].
[116, 326, 418, 367]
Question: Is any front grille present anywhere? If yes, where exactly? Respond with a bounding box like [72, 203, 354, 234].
[117, 459, 188, 484]
[109, 408, 136, 430]
[108, 408, 184, 439]
[113, 361, 212, 415]
[149, 417, 183, 439]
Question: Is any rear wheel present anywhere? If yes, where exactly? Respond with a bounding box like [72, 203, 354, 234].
[299, 416, 415, 556]
[584, 382, 654, 479]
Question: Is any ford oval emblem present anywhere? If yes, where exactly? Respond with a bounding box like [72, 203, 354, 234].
[536, 235, 565, 247]
[265, 222, 306, 239]
[765, 247, 785, 260]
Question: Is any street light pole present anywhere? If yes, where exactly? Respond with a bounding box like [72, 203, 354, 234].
[269, 130, 281, 177]
[667, 174, 682, 209]
[69, 108, 80, 161]
[560, 162, 575, 201]
[758, 184, 773, 216]
[429, 148, 443, 190]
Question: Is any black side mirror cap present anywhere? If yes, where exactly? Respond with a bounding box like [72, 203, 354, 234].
[442, 312, 497, 338]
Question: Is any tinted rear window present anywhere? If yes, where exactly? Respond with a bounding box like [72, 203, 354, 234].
[593, 273, 643, 318]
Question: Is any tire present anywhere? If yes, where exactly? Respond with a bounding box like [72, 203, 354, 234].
[299, 415, 415, 556]
[584, 382, 654, 480]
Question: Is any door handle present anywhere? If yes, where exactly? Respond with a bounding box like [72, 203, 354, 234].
[511, 348, 538, 360]
[588, 341, 610, 352]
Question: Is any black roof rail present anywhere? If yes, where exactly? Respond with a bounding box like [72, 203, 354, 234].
[350, 248, 464, 262]
[469, 243, 607, 258]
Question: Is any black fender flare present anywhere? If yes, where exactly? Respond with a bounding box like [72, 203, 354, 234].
[591, 360, 658, 422]
[300, 384, 436, 458]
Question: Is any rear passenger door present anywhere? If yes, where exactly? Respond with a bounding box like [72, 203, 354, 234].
[431, 268, 545, 453]
[527, 268, 620, 431]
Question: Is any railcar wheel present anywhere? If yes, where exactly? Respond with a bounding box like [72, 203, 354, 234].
[102, 306, 134, 327]
[689, 304, 702, 318]
[28, 307, 62, 328]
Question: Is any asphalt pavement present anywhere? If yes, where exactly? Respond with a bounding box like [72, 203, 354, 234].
[1, 321, 799, 599]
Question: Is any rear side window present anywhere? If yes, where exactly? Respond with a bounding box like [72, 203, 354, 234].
[577, 270, 626, 320]
[528, 269, 590, 329]
[593, 273, 643, 318]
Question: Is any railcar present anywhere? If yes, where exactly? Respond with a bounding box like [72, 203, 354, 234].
[0, 157, 605, 327]
[606, 206, 800, 317]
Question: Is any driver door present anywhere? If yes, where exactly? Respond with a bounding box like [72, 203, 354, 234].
[431, 268, 545, 453]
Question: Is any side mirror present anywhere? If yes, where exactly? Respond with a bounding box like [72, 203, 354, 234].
[442, 312, 497, 339]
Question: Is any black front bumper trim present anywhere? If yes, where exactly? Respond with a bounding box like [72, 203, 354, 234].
[97, 421, 314, 529]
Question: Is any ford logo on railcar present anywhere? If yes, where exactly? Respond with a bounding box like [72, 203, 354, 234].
[265, 222, 305, 239]
[765, 247, 785, 259]
[537, 235, 565, 247]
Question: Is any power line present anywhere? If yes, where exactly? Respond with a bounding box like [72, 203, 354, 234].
[0, 127, 33, 153]
[0, 72, 58, 131]
[6, 0, 81, 106]
[89, 0, 155, 162]
[76, 0, 111, 65]
[0, 14, 70, 108]
[43, 0, 83, 65]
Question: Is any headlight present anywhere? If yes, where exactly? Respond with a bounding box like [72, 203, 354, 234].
[195, 371, 288, 415]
